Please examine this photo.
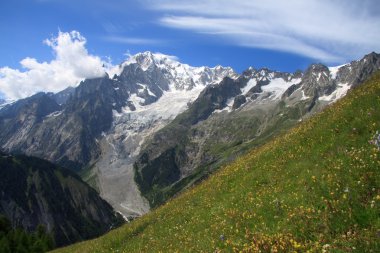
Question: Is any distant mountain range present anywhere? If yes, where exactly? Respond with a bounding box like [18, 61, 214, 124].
[0, 51, 379, 220]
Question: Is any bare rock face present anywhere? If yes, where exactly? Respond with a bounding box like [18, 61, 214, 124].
[0, 77, 114, 170]
[232, 95, 247, 109]
[301, 64, 334, 98]
[338, 52, 380, 86]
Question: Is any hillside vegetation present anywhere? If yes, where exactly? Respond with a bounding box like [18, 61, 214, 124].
[54, 72, 380, 252]
[0, 215, 54, 253]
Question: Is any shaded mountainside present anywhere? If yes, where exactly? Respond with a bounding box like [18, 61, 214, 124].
[53, 71, 380, 253]
[0, 153, 123, 247]
[0, 77, 118, 170]
[134, 52, 380, 207]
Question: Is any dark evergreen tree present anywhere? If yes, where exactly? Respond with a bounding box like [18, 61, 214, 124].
[0, 216, 54, 253]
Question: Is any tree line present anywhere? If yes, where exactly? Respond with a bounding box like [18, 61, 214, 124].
[0, 215, 54, 253]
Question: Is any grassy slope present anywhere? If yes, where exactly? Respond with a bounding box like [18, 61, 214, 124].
[54, 73, 380, 252]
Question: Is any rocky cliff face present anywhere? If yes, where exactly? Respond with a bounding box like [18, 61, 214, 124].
[0, 52, 379, 217]
[0, 83, 106, 170]
[0, 152, 123, 247]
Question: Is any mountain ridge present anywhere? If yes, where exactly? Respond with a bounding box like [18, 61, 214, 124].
[133, 52, 380, 207]
[52, 67, 380, 253]
[0, 52, 379, 218]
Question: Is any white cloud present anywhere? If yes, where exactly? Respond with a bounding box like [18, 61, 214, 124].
[0, 31, 107, 100]
[152, 52, 179, 62]
[149, 0, 380, 63]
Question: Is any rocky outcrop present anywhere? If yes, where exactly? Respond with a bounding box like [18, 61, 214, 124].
[232, 95, 247, 109]
[0, 78, 113, 170]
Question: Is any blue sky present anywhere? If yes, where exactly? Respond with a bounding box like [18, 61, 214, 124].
[0, 0, 379, 100]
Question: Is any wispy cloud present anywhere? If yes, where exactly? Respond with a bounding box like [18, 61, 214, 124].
[148, 0, 380, 62]
[103, 36, 163, 45]
[0, 31, 107, 100]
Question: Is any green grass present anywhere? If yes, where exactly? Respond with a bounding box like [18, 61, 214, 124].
[53, 72, 380, 252]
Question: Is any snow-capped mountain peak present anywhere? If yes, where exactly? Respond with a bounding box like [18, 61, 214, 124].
[115, 52, 237, 114]
[108, 52, 237, 91]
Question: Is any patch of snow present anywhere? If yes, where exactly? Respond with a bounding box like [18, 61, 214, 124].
[112, 109, 123, 118]
[212, 109, 223, 114]
[261, 78, 301, 100]
[241, 79, 257, 95]
[116, 211, 129, 222]
[114, 87, 120, 91]
[213, 97, 235, 113]
[137, 83, 156, 97]
[123, 85, 204, 120]
[140, 59, 153, 71]
[136, 83, 146, 93]
[120, 203, 144, 218]
[147, 89, 156, 97]
[300, 90, 310, 100]
[319, 83, 351, 103]
[45, 111, 63, 118]
[127, 94, 145, 109]
[290, 77, 301, 84]
[329, 63, 348, 79]
[260, 69, 267, 76]
[225, 97, 235, 112]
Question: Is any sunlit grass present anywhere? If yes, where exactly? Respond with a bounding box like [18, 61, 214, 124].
[53, 72, 380, 252]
